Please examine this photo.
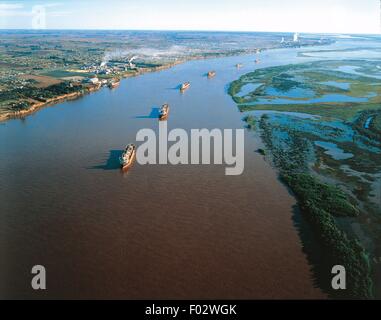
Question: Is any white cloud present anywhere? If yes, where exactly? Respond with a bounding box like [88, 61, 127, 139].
[0, 3, 23, 10]
[48, 10, 71, 17]
[39, 2, 63, 8]
[0, 2, 25, 17]
[0, 10, 31, 17]
[0, 2, 69, 19]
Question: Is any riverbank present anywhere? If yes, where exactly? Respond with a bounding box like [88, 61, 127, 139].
[257, 115, 373, 298]
[0, 60, 186, 123]
[0, 38, 334, 124]
[0, 91, 83, 122]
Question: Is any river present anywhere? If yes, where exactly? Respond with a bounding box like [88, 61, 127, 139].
[1, 39, 362, 299]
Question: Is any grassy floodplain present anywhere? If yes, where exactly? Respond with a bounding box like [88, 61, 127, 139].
[230, 58, 381, 299]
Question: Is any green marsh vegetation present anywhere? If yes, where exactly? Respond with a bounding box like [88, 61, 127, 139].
[231, 60, 381, 120]
[258, 115, 373, 298]
[236, 59, 381, 298]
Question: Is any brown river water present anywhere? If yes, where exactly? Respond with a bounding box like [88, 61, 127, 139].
[0, 46, 331, 299]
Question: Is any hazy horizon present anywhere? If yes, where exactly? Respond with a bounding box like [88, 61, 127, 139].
[0, 29, 380, 37]
[0, 0, 380, 34]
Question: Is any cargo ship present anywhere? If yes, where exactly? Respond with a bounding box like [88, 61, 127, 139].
[159, 103, 170, 121]
[207, 71, 216, 78]
[180, 82, 190, 91]
[119, 144, 136, 169]
[108, 79, 120, 89]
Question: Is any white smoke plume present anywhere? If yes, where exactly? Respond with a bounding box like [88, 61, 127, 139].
[101, 45, 192, 65]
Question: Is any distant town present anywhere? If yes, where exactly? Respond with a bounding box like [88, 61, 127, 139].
[0, 30, 332, 121]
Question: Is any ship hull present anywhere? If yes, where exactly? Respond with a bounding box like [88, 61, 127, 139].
[121, 150, 136, 170]
[180, 83, 190, 91]
[109, 81, 120, 89]
[159, 105, 169, 120]
[207, 71, 216, 78]
[159, 114, 168, 121]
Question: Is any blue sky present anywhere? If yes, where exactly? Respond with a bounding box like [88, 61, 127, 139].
[0, 0, 380, 34]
